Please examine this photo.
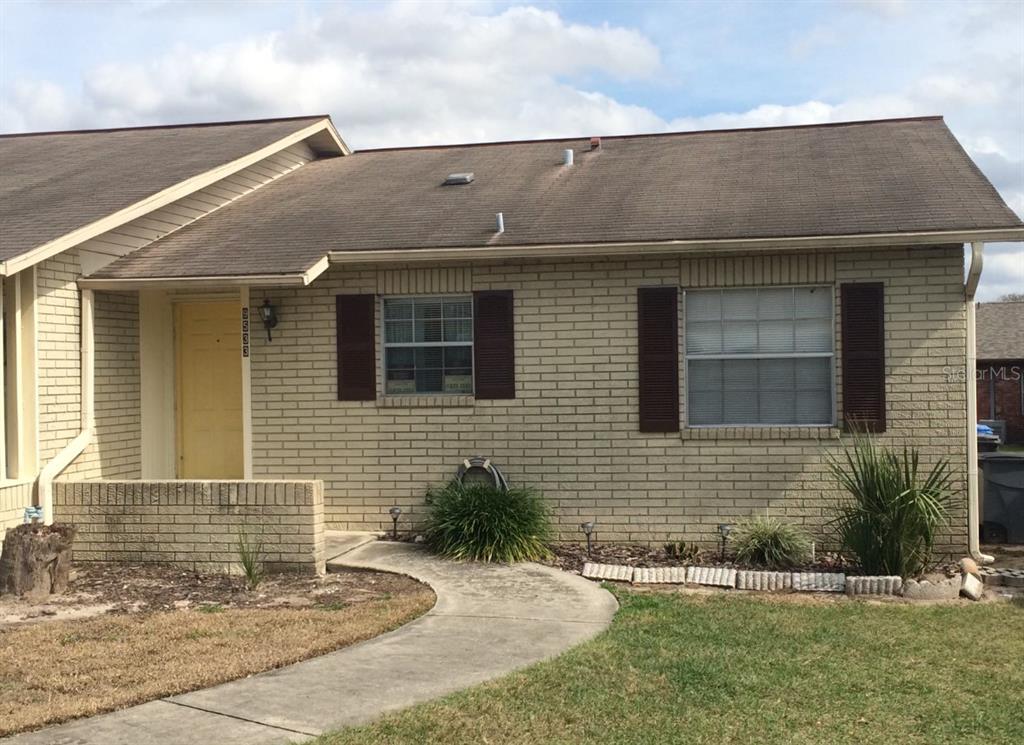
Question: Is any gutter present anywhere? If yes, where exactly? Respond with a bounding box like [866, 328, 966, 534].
[36, 289, 94, 525]
[327, 227, 1024, 265]
[964, 242, 993, 565]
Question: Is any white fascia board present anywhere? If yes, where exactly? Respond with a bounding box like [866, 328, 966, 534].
[1, 118, 345, 277]
[78, 274, 309, 291]
[326, 227, 1024, 265]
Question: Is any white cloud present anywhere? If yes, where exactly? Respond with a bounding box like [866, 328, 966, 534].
[976, 245, 1024, 302]
[1, 4, 663, 146]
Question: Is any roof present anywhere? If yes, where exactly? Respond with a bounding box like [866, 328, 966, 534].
[69, 116, 1024, 280]
[0, 116, 339, 264]
[977, 302, 1024, 360]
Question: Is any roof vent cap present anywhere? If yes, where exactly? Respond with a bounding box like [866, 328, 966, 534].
[444, 172, 475, 185]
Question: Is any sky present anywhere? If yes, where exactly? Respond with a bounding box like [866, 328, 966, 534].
[1, 0, 1022, 299]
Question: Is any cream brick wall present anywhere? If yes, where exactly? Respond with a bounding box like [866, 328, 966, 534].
[36, 249, 142, 480]
[53, 480, 325, 573]
[0, 481, 34, 540]
[250, 246, 969, 556]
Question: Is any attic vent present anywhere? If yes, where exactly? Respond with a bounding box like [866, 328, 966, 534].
[444, 172, 475, 185]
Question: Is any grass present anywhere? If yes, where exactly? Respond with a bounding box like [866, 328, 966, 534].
[315, 590, 1024, 745]
[0, 590, 434, 736]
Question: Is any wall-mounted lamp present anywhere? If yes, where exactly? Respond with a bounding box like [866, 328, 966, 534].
[259, 299, 278, 341]
[580, 520, 595, 557]
[389, 506, 402, 540]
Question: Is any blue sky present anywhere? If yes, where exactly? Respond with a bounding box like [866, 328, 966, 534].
[1, 0, 1021, 297]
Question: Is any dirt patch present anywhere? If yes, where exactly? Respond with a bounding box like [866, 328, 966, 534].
[0, 562, 426, 626]
[0, 590, 434, 737]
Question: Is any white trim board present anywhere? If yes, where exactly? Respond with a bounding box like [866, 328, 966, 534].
[327, 227, 1024, 265]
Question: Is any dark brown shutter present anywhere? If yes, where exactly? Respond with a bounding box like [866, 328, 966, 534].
[637, 286, 680, 433]
[473, 290, 515, 399]
[337, 294, 376, 401]
[840, 282, 886, 432]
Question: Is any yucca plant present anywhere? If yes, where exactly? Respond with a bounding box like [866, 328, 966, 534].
[828, 432, 955, 578]
[731, 515, 812, 569]
[423, 480, 551, 562]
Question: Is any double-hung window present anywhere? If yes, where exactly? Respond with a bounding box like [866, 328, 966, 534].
[685, 286, 834, 426]
[383, 295, 473, 395]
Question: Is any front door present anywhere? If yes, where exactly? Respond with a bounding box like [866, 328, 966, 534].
[175, 301, 243, 478]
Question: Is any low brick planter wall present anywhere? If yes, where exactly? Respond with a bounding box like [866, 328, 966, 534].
[54, 480, 325, 574]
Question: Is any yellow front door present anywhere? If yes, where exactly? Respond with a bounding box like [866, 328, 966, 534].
[175, 301, 243, 478]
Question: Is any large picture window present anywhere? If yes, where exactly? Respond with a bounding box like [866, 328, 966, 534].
[383, 295, 473, 395]
[685, 286, 834, 426]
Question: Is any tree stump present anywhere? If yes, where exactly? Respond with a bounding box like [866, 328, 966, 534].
[0, 523, 77, 601]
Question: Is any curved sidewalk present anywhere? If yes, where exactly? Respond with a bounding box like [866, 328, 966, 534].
[5, 539, 617, 745]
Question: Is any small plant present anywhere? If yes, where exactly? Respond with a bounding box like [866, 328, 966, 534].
[423, 480, 551, 563]
[236, 526, 265, 590]
[663, 541, 701, 562]
[828, 431, 954, 578]
[731, 515, 812, 569]
[197, 603, 225, 614]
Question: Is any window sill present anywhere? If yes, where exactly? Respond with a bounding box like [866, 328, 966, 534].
[378, 395, 475, 409]
[681, 426, 841, 441]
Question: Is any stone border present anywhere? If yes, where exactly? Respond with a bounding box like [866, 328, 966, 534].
[582, 564, 910, 597]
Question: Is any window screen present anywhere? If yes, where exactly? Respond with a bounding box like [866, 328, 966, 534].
[383, 296, 473, 394]
[685, 287, 834, 425]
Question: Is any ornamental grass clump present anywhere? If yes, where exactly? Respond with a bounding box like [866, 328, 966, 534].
[423, 481, 551, 563]
[828, 432, 954, 579]
[731, 516, 812, 569]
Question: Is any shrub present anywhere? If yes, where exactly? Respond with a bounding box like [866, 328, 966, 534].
[731, 516, 812, 569]
[236, 526, 265, 590]
[828, 432, 954, 578]
[664, 541, 701, 563]
[423, 481, 551, 562]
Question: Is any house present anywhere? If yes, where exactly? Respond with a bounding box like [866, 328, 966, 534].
[976, 301, 1024, 445]
[1, 114, 1022, 568]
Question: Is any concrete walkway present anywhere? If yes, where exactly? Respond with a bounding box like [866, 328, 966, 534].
[5, 536, 616, 745]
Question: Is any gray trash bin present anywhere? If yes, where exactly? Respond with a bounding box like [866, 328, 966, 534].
[980, 453, 1024, 544]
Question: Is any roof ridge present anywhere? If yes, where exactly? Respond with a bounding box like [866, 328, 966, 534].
[353, 116, 946, 154]
[0, 114, 332, 139]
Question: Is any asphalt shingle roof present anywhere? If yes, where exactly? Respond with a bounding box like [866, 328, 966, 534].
[19, 115, 1024, 280]
[977, 302, 1024, 360]
[0, 116, 329, 262]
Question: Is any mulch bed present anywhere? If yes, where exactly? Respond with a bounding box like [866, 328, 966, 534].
[0, 562, 429, 625]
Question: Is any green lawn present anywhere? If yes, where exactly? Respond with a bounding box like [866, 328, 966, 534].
[316, 590, 1024, 745]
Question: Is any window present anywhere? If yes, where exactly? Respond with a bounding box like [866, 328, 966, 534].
[383, 296, 473, 395]
[685, 286, 834, 426]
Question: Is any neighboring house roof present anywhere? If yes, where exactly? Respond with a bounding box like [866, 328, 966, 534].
[977, 301, 1024, 360]
[0, 115, 345, 273]
[86, 116, 1023, 282]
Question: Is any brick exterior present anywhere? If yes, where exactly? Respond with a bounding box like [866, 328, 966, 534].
[36, 248, 142, 478]
[53, 480, 325, 573]
[0, 481, 33, 540]
[245, 246, 969, 555]
[977, 360, 1024, 444]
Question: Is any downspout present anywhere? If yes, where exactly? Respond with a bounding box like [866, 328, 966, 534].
[36, 289, 94, 525]
[964, 243, 993, 564]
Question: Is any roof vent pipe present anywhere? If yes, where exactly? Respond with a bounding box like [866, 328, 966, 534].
[496, 212, 505, 233]
[563, 149, 574, 166]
